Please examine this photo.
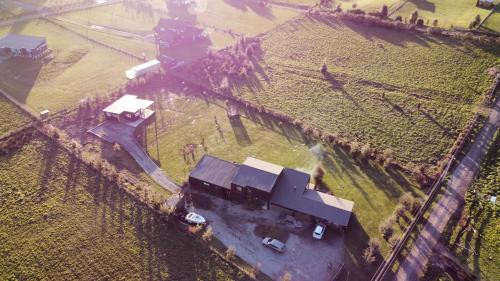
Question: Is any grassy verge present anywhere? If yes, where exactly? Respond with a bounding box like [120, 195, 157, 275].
[0, 135, 253, 281]
[198, 15, 499, 167]
[437, 132, 499, 280]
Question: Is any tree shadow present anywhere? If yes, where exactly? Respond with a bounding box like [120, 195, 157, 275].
[223, 0, 276, 20]
[63, 155, 81, 202]
[343, 215, 379, 281]
[36, 141, 59, 201]
[409, 0, 436, 12]
[229, 115, 252, 146]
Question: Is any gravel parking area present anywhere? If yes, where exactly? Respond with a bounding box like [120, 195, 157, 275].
[188, 191, 346, 281]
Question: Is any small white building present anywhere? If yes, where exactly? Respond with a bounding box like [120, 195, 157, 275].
[125, 59, 161, 80]
[102, 95, 154, 122]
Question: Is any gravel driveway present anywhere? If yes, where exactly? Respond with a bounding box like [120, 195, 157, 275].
[189, 191, 345, 281]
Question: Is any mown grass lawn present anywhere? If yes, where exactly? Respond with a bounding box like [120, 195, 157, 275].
[0, 19, 140, 112]
[442, 133, 499, 280]
[0, 95, 31, 135]
[223, 15, 499, 166]
[0, 136, 252, 281]
[139, 92, 423, 259]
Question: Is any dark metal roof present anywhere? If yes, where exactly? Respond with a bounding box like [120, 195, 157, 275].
[232, 164, 280, 193]
[189, 154, 239, 190]
[0, 34, 46, 50]
[270, 168, 354, 226]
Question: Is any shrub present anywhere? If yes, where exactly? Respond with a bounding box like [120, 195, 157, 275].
[348, 8, 366, 15]
[395, 204, 406, 220]
[225, 245, 236, 260]
[202, 226, 213, 241]
[432, 19, 438, 27]
[320, 59, 328, 75]
[381, 5, 388, 18]
[409, 10, 418, 24]
[379, 216, 395, 240]
[112, 143, 121, 153]
[416, 18, 424, 27]
[389, 235, 400, 249]
[395, 15, 402, 22]
[281, 272, 292, 281]
[362, 238, 381, 264]
[312, 163, 325, 184]
[399, 192, 415, 211]
[350, 141, 361, 155]
[360, 143, 373, 159]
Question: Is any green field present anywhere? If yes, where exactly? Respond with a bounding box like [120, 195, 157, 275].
[138, 91, 423, 257]
[481, 3, 500, 33]
[0, 95, 31, 135]
[0, 19, 140, 112]
[0, 136, 251, 281]
[203, 15, 499, 166]
[59, 0, 299, 43]
[391, 0, 494, 28]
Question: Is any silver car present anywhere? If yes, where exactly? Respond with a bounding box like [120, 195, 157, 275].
[262, 237, 286, 253]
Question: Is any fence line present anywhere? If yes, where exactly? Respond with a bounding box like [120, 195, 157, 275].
[370, 79, 499, 281]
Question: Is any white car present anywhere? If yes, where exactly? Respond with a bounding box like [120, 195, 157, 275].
[185, 212, 206, 225]
[313, 223, 326, 239]
[262, 237, 286, 253]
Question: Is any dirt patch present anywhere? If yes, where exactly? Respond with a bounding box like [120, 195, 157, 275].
[254, 223, 290, 242]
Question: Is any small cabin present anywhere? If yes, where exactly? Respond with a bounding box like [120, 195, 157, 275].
[102, 95, 154, 122]
[0, 34, 48, 59]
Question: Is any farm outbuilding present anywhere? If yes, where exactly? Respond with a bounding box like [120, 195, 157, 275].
[189, 155, 355, 227]
[0, 34, 48, 59]
[102, 95, 155, 122]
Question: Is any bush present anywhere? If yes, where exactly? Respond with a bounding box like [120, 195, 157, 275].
[381, 5, 388, 18]
[399, 192, 415, 211]
[389, 235, 400, 249]
[320, 60, 328, 75]
[202, 226, 213, 241]
[312, 163, 325, 184]
[409, 10, 418, 24]
[350, 141, 361, 155]
[348, 8, 366, 15]
[432, 19, 438, 27]
[379, 216, 395, 240]
[360, 143, 373, 159]
[395, 15, 403, 22]
[225, 245, 236, 260]
[416, 18, 424, 27]
[395, 204, 406, 220]
[362, 238, 381, 264]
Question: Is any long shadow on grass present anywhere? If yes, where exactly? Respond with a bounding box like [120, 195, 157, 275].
[223, 0, 275, 20]
[0, 58, 42, 103]
[343, 215, 379, 281]
[37, 141, 59, 201]
[229, 116, 252, 146]
[63, 155, 81, 202]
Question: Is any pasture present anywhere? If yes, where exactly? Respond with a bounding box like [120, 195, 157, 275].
[136, 91, 423, 259]
[481, 3, 500, 33]
[0, 19, 139, 112]
[0, 95, 31, 135]
[215, 15, 499, 166]
[0, 136, 251, 281]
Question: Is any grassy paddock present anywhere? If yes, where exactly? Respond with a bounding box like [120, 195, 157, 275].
[0, 19, 139, 112]
[0, 95, 31, 135]
[391, 0, 494, 28]
[0, 136, 252, 281]
[216, 15, 499, 166]
[135, 90, 423, 255]
[481, 3, 500, 33]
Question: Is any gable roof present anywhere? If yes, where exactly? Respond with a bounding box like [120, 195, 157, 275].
[189, 155, 240, 190]
[0, 34, 46, 50]
[102, 95, 154, 115]
[232, 165, 280, 193]
[270, 168, 353, 226]
[242, 157, 284, 175]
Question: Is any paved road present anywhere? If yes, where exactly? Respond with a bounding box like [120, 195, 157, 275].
[394, 98, 500, 281]
[88, 120, 181, 195]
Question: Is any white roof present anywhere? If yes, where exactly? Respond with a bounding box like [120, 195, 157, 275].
[125, 59, 160, 79]
[243, 157, 284, 175]
[102, 95, 154, 115]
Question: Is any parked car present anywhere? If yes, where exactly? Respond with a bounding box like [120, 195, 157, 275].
[313, 223, 326, 239]
[185, 212, 206, 225]
[262, 237, 286, 253]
